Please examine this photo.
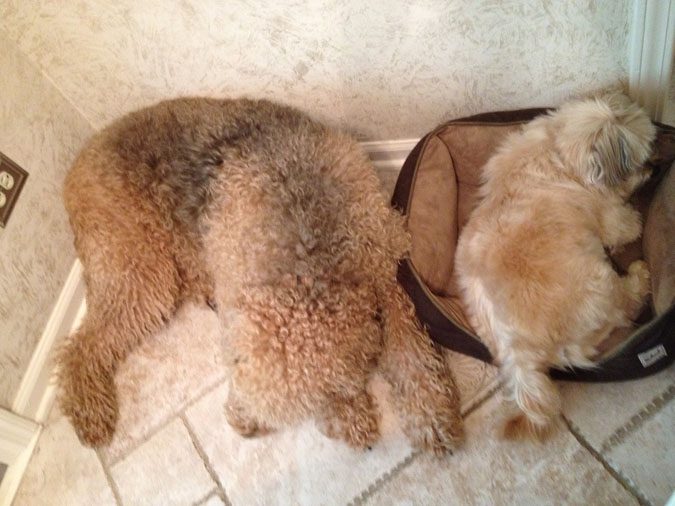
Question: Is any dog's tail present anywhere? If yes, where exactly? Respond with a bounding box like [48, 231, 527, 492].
[378, 283, 464, 455]
[56, 320, 120, 447]
[498, 341, 562, 440]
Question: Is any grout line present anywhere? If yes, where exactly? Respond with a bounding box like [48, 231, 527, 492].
[180, 414, 232, 506]
[96, 449, 124, 506]
[460, 378, 504, 419]
[106, 375, 227, 467]
[600, 383, 675, 453]
[348, 450, 419, 506]
[192, 487, 219, 506]
[348, 379, 503, 506]
[105, 412, 178, 467]
[562, 416, 652, 506]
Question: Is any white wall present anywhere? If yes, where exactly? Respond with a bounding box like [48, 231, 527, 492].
[1, 0, 631, 139]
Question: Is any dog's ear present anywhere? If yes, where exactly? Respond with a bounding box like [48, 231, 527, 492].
[554, 93, 655, 188]
[588, 131, 632, 186]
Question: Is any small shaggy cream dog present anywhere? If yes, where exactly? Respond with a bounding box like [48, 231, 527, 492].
[59, 97, 463, 453]
[455, 93, 655, 438]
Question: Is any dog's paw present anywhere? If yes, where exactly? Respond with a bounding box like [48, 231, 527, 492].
[59, 370, 118, 447]
[602, 205, 642, 249]
[74, 407, 117, 447]
[229, 421, 273, 438]
[627, 260, 650, 296]
[408, 412, 465, 456]
[319, 395, 381, 450]
[318, 406, 380, 450]
[320, 413, 381, 449]
[224, 402, 272, 438]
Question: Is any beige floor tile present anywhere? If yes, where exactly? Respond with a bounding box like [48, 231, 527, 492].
[13, 410, 116, 506]
[560, 365, 675, 449]
[365, 392, 639, 506]
[185, 377, 414, 506]
[605, 399, 675, 505]
[110, 418, 214, 506]
[100, 302, 227, 465]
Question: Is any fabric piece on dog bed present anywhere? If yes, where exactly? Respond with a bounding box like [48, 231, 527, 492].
[644, 162, 675, 315]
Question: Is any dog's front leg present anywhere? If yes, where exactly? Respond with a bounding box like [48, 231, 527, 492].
[599, 200, 642, 252]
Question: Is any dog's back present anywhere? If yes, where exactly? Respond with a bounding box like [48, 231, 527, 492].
[61, 97, 463, 453]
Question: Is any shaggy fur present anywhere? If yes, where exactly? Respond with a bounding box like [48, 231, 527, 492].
[455, 93, 656, 439]
[59, 97, 463, 453]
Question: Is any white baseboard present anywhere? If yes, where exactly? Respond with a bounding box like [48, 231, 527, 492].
[361, 139, 418, 171]
[0, 409, 40, 506]
[0, 411, 37, 466]
[0, 423, 40, 506]
[0, 261, 86, 506]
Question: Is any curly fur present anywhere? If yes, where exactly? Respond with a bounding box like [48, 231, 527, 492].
[59, 97, 463, 453]
[455, 92, 656, 439]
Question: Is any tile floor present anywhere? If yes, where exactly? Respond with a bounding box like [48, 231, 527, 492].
[11, 172, 675, 506]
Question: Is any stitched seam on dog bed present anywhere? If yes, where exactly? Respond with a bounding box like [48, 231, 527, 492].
[401, 135, 434, 221]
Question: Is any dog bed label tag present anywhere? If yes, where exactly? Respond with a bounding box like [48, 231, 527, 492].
[638, 344, 668, 367]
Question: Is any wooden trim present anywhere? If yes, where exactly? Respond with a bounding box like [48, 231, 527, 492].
[360, 139, 418, 171]
[0, 410, 37, 465]
[0, 425, 40, 506]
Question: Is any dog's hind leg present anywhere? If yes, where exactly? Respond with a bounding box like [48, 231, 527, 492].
[59, 175, 181, 447]
[379, 284, 464, 455]
[57, 237, 180, 447]
[318, 388, 380, 449]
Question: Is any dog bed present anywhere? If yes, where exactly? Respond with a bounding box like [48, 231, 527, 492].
[393, 109, 675, 381]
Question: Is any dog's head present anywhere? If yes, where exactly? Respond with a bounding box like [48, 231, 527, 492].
[552, 92, 656, 196]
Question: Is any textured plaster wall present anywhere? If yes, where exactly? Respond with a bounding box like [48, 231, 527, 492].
[0, 31, 93, 409]
[0, 0, 631, 139]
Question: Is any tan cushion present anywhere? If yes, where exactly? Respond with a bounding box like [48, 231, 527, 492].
[644, 162, 675, 314]
[408, 123, 521, 297]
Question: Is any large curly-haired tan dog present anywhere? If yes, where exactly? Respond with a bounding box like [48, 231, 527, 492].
[59, 97, 463, 454]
